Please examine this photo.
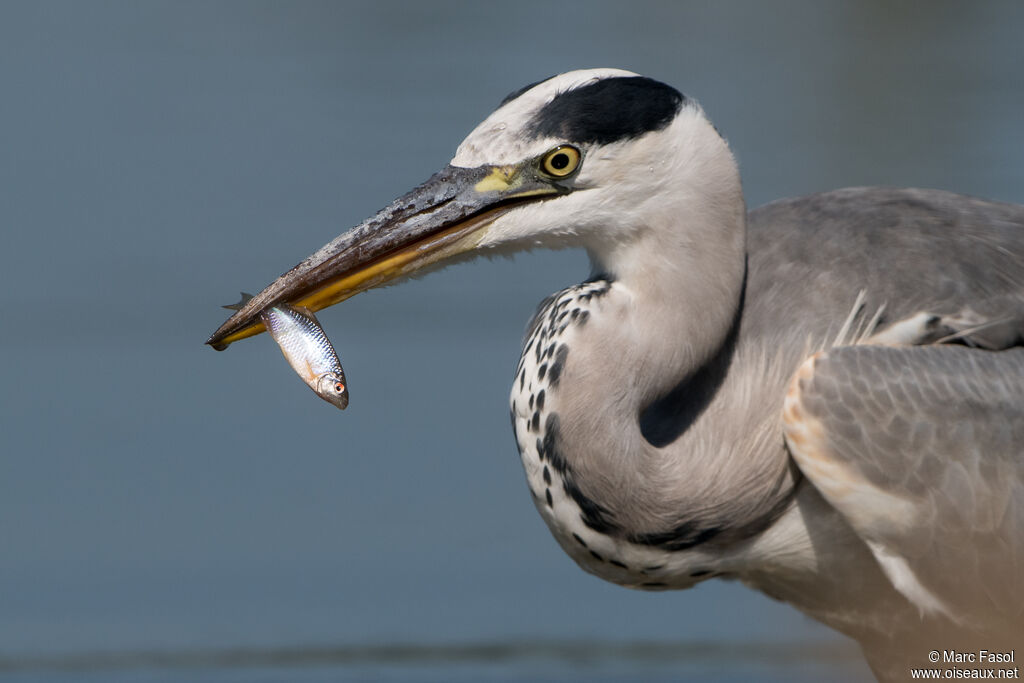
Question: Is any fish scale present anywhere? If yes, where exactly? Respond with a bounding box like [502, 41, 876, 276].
[266, 306, 342, 377]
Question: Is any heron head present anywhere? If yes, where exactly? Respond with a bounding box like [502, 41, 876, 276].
[207, 68, 739, 349]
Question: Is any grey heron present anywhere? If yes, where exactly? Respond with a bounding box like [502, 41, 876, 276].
[208, 68, 1024, 681]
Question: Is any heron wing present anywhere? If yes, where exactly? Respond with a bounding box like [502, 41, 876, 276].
[783, 344, 1024, 629]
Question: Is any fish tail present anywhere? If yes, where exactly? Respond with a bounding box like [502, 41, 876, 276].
[222, 292, 255, 311]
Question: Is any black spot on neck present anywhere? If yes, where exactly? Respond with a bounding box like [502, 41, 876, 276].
[540, 414, 566, 473]
[547, 345, 569, 387]
[529, 76, 686, 145]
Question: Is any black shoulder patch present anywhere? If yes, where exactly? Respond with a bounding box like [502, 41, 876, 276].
[529, 76, 685, 145]
[499, 75, 557, 107]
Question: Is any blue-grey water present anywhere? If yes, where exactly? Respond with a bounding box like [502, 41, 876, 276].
[1, 1, 1022, 681]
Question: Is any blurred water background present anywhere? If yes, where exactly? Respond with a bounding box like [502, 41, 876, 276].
[1, 1, 1022, 681]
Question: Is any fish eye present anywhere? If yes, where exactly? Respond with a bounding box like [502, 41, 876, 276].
[540, 145, 581, 178]
[335, 382, 345, 392]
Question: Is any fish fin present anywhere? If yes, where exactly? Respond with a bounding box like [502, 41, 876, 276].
[222, 292, 255, 311]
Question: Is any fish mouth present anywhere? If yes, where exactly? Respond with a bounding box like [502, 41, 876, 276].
[206, 163, 566, 350]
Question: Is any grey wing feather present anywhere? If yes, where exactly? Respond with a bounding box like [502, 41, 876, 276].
[745, 188, 1024, 350]
[783, 344, 1024, 631]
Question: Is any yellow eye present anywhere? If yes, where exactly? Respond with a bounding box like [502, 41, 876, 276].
[540, 145, 581, 178]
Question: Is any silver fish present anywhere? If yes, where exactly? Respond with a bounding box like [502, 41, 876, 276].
[224, 293, 349, 410]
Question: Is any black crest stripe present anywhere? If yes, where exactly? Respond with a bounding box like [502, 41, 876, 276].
[529, 76, 685, 145]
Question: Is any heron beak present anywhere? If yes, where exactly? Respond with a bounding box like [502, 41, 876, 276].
[206, 163, 563, 349]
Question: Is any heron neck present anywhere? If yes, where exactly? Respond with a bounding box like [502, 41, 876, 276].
[585, 143, 748, 405]
[545, 175, 755, 539]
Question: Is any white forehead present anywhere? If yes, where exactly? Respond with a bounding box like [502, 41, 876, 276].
[451, 68, 640, 168]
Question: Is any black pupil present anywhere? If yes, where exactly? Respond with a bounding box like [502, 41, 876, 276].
[550, 153, 569, 170]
